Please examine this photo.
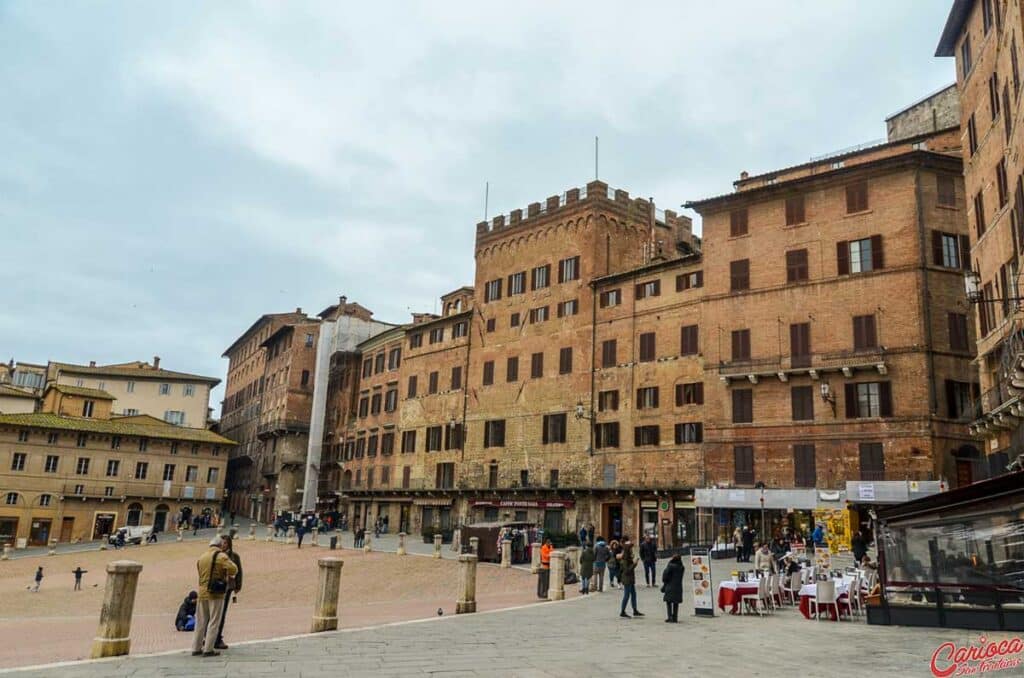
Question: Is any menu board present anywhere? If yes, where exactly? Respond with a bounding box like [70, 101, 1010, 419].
[690, 549, 714, 617]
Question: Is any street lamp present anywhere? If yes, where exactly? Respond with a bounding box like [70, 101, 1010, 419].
[964, 270, 981, 303]
[574, 400, 593, 421]
[819, 381, 836, 416]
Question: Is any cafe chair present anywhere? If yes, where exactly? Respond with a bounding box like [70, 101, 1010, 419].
[781, 571, 802, 606]
[809, 580, 840, 621]
[741, 576, 771, 617]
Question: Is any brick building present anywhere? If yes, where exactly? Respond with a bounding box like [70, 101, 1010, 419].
[937, 0, 1024, 477]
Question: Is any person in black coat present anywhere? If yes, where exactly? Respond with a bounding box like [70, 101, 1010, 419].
[175, 591, 197, 631]
[661, 555, 684, 623]
[851, 531, 867, 565]
[741, 527, 755, 563]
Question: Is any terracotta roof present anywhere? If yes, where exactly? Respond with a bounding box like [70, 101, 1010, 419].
[48, 384, 115, 400]
[0, 412, 237, 445]
[52, 361, 220, 385]
[0, 385, 37, 399]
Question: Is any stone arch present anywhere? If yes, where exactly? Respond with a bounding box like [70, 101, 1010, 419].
[126, 502, 144, 527]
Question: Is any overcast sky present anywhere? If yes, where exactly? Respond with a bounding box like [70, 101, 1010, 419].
[1, 1, 956, 409]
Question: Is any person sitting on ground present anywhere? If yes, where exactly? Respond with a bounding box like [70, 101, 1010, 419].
[176, 590, 198, 631]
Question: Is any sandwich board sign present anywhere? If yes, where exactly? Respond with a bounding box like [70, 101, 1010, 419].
[691, 548, 714, 617]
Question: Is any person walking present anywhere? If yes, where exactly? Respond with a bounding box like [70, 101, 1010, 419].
[192, 536, 238, 658]
[640, 535, 658, 587]
[593, 536, 609, 593]
[72, 566, 87, 591]
[754, 543, 775, 573]
[851, 530, 867, 565]
[296, 523, 306, 549]
[661, 554, 684, 623]
[617, 538, 642, 618]
[537, 538, 553, 599]
[31, 566, 43, 592]
[733, 525, 743, 562]
[579, 542, 595, 594]
[741, 526, 755, 563]
[214, 535, 243, 650]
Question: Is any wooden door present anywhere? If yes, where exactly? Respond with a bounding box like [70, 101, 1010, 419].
[60, 517, 74, 542]
[955, 459, 974, 487]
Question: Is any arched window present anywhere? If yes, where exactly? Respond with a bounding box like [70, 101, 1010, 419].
[39, 494, 52, 507]
[5, 492, 18, 505]
[126, 503, 143, 527]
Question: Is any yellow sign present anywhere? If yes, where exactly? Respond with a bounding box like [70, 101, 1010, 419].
[812, 508, 854, 554]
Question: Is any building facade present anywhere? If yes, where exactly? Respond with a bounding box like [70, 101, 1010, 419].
[0, 384, 232, 547]
[937, 0, 1024, 475]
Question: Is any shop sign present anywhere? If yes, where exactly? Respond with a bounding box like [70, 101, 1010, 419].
[690, 549, 714, 617]
[728, 490, 744, 501]
[858, 484, 875, 500]
[469, 499, 575, 509]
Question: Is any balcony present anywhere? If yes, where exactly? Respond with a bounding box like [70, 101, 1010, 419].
[716, 348, 888, 385]
[59, 482, 221, 502]
[256, 418, 310, 440]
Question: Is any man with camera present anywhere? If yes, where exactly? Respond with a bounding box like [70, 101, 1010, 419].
[192, 535, 239, 658]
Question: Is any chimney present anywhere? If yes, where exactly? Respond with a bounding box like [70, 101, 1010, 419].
[339, 295, 347, 305]
[296, 307, 302, 314]
[89, 360, 96, 367]
[739, 171, 749, 181]
[153, 356, 161, 369]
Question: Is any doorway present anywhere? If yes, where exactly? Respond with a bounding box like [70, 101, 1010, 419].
[126, 503, 143, 527]
[29, 519, 51, 546]
[399, 504, 410, 534]
[602, 503, 623, 540]
[0, 518, 18, 545]
[153, 504, 169, 533]
[60, 517, 74, 542]
[92, 513, 116, 540]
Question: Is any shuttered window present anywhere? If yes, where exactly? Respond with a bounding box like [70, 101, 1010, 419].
[559, 347, 573, 374]
[542, 414, 567, 444]
[595, 422, 620, 448]
[639, 332, 656, 362]
[846, 181, 868, 213]
[734, 446, 755, 485]
[483, 420, 506, 448]
[731, 329, 751, 361]
[636, 387, 660, 409]
[674, 423, 703, 444]
[936, 174, 956, 207]
[680, 325, 699, 355]
[853, 315, 878, 350]
[784, 195, 805, 225]
[450, 366, 462, 390]
[506, 356, 519, 382]
[790, 323, 811, 367]
[531, 352, 544, 378]
[837, 235, 883, 274]
[635, 279, 661, 299]
[859, 443, 885, 481]
[634, 426, 660, 446]
[676, 271, 704, 291]
[675, 382, 704, 406]
[407, 375, 418, 398]
[948, 313, 969, 352]
[844, 382, 893, 418]
[601, 340, 617, 368]
[428, 371, 439, 394]
[793, 444, 816, 488]
[791, 386, 814, 421]
[730, 208, 748, 236]
[732, 389, 753, 423]
[786, 249, 808, 282]
[482, 362, 494, 386]
[598, 390, 619, 412]
[730, 259, 750, 291]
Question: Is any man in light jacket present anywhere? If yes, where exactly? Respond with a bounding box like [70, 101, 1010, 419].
[192, 536, 238, 658]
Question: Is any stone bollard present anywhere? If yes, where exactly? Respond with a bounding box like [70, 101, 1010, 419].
[90, 560, 143, 658]
[530, 542, 541, 574]
[456, 554, 478, 614]
[548, 551, 566, 601]
[2, 543, 10, 561]
[265, 526, 274, 542]
[100, 535, 109, 551]
[469, 536, 479, 557]
[397, 532, 407, 556]
[176, 528, 183, 542]
[433, 533, 442, 559]
[310, 557, 344, 633]
[248, 524, 256, 541]
[48, 539, 58, 556]
[501, 539, 512, 568]
[363, 536, 372, 553]
[311, 528, 320, 547]
[286, 525, 296, 545]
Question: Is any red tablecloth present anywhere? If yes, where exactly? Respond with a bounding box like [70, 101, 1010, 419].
[717, 582, 759, 613]
[799, 594, 850, 620]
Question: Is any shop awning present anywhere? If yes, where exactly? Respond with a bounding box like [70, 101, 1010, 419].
[695, 488, 845, 510]
[845, 480, 944, 504]
[469, 499, 575, 509]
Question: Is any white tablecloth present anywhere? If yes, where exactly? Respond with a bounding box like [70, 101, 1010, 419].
[719, 579, 762, 592]
[799, 575, 854, 598]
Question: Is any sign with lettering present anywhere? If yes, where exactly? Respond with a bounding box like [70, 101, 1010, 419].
[858, 483, 875, 500]
[690, 549, 714, 617]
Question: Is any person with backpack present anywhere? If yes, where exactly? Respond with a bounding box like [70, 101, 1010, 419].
[617, 538, 642, 618]
[214, 535, 243, 650]
[661, 554, 684, 623]
[593, 536, 609, 592]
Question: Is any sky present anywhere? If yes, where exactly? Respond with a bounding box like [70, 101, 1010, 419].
[0, 1, 957, 409]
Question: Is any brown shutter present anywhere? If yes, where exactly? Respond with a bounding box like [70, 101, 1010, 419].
[837, 241, 849, 275]
[879, 381, 893, 417]
[696, 382, 704, 403]
[959, 235, 971, 270]
[542, 416, 549, 444]
[731, 331, 741, 360]
[845, 383, 857, 418]
[635, 283, 645, 300]
[696, 271, 704, 287]
[652, 388, 659, 408]
[675, 384, 683, 406]
[870, 235, 884, 269]
[932, 231, 945, 266]
[945, 379, 957, 418]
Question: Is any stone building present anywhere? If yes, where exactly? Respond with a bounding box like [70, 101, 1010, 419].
[937, 0, 1024, 476]
[0, 384, 232, 547]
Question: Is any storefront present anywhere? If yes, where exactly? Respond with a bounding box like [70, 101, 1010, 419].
[846, 480, 946, 545]
[695, 487, 848, 547]
[467, 499, 575, 534]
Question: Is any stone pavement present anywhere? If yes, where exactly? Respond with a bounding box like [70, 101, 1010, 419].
[7, 572, 1013, 678]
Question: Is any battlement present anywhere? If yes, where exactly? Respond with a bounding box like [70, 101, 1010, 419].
[475, 180, 692, 243]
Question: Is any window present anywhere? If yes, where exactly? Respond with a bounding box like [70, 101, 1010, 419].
[967, 113, 978, 157]
[595, 422, 620, 448]
[531, 352, 544, 378]
[185, 465, 198, 482]
[76, 433, 87, 448]
[163, 464, 175, 481]
[170, 441, 179, 455]
[506, 356, 519, 382]
[207, 467, 219, 484]
[558, 256, 580, 283]
[510, 312, 520, 327]
[639, 332, 656, 362]
[362, 359, 373, 378]
[636, 386, 659, 409]
[429, 327, 444, 344]
[675, 422, 703, 444]
[635, 279, 661, 299]
[123, 408, 138, 416]
[961, 34, 972, 78]
[1004, 84, 1013, 137]
[997, 159, 1009, 208]
[385, 389, 398, 412]
[5, 493, 17, 506]
[508, 271, 527, 295]
[445, 423, 463, 450]
[17, 430, 28, 442]
[937, 174, 956, 207]
[381, 432, 395, 456]
[853, 315, 878, 350]
[82, 400, 95, 417]
[520, 469, 530, 487]
[785, 195, 805, 225]
[301, 369, 310, 387]
[634, 426, 660, 446]
[846, 181, 869, 213]
[680, 325, 699, 355]
[790, 322, 811, 367]
[786, 249, 808, 282]
[542, 414, 567, 444]
[73, 484, 84, 495]
[557, 299, 579, 317]
[126, 380, 135, 393]
[990, 72, 1001, 123]
[948, 312, 970, 351]
[982, 0, 993, 33]
[426, 426, 443, 452]
[409, 333, 423, 349]
[135, 461, 148, 479]
[859, 443, 885, 481]
[39, 494, 51, 507]
[483, 420, 506, 448]
[675, 382, 704, 406]
[486, 317, 496, 333]
[529, 306, 549, 323]
[932, 231, 968, 269]
[945, 380, 980, 419]
[402, 466, 411, 488]
[305, 333, 314, 348]
[531, 264, 551, 290]
[559, 347, 573, 374]
[598, 390, 619, 412]
[401, 430, 417, 454]
[791, 386, 814, 421]
[450, 366, 462, 390]
[794, 444, 816, 488]
[484, 279, 502, 302]
[482, 362, 494, 386]
[730, 259, 750, 291]
[159, 383, 170, 395]
[435, 463, 455, 489]
[548, 469, 559, 488]
[164, 411, 185, 426]
[428, 371, 439, 394]
[407, 375, 418, 398]
[76, 457, 90, 475]
[838, 236, 882, 274]
[732, 389, 753, 423]
[358, 397, 369, 417]
[730, 208, 748, 236]
[845, 382, 893, 418]
[599, 289, 622, 307]
[370, 393, 382, 414]
[676, 271, 703, 291]
[44, 455, 58, 473]
[10, 453, 25, 471]
[105, 459, 120, 477]
[734, 446, 755, 485]
[138, 438, 148, 452]
[601, 339, 617, 368]
[110, 436, 121, 450]
[488, 462, 499, 489]
[386, 348, 402, 372]
[731, 329, 751, 361]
